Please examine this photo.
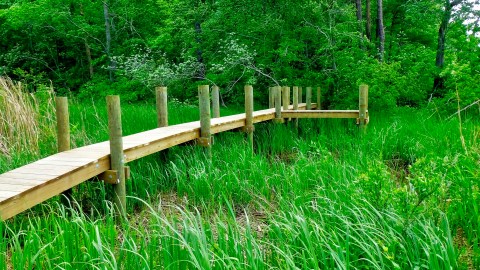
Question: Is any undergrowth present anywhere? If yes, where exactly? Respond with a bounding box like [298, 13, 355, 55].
[0, 91, 478, 269]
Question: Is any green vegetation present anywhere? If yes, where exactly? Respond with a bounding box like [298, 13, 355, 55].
[0, 0, 479, 268]
[0, 0, 479, 112]
[0, 96, 478, 268]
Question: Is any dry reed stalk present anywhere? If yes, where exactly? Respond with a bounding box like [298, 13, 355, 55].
[0, 76, 55, 158]
[455, 85, 467, 154]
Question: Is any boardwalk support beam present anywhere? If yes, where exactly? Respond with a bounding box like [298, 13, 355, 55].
[107, 95, 126, 216]
[100, 167, 131, 184]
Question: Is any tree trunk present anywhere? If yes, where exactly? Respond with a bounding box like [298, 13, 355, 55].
[388, 6, 403, 61]
[433, 0, 462, 94]
[85, 40, 93, 79]
[103, 1, 113, 81]
[377, 0, 385, 62]
[78, 4, 93, 79]
[366, 0, 371, 40]
[195, 21, 205, 80]
[193, 0, 206, 81]
[356, 0, 364, 47]
[436, 1, 454, 69]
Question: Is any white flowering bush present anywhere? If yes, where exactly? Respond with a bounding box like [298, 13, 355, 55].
[112, 38, 277, 101]
[113, 47, 175, 88]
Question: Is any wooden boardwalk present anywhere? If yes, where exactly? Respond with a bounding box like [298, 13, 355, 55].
[0, 78, 368, 220]
[0, 104, 364, 220]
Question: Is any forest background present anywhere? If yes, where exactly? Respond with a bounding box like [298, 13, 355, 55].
[0, 0, 479, 112]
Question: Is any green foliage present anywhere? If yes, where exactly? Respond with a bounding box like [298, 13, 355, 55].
[78, 76, 149, 103]
[0, 98, 479, 268]
[441, 58, 480, 114]
[0, 0, 478, 108]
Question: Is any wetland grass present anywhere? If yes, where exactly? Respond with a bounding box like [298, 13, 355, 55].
[0, 97, 478, 269]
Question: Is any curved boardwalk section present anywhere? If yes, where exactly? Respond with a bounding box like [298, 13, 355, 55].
[0, 108, 277, 219]
[0, 104, 364, 220]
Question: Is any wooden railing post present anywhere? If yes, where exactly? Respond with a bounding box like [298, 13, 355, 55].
[268, 87, 274, 109]
[293, 86, 299, 111]
[156, 87, 168, 127]
[212, 85, 220, 118]
[55, 97, 72, 205]
[316, 87, 322, 110]
[359, 84, 369, 134]
[273, 86, 284, 123]
[56, 97, 70, 152]
[156, 86, 169, 160]
[282, 86, 291, 121]
[198, 85, 212, 157]
[107, 95, 126, 216]
[306, 87, 312, 110]
[244, 85, 254, 152]
[286, 86, 291, 109]
[282, 86, 289, 111]
[299, 87, 303, 104]
[293, 86, 299, 129]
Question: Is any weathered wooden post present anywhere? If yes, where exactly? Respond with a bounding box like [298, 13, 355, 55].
[212, 85, 220, 118]
[282, 86, 291, 122]
[358, 84, 369, 134]
[293, 87, 299, 111]
[156, 87, 168, 127]
[198, 85, 212, 157]
[55, 97, 72, 205]
[156, 86, 169, 160]
[293, 86, 299, 129]
[56, 97, 70, 152]
[316, 87, 322, 110]
[244, 85, 254, 152]
[286, 86, 291, 108]
[107, 95, 126, 216]
[282, 86, 288, 111]
[299, 87, 303, 104]
[273, 86, 284, 123]
[268, 87, 274, 109]
[306, 87, 312, 110]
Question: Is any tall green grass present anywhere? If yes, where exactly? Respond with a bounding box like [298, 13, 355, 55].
[0, 98, 478, 269]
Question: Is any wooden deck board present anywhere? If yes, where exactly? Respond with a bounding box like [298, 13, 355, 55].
[0, 183, 39, 192]
[0, 178, 46, 186]
[0, 173, 57, 181]
[34, 159, 100, 166]
[0, 103, 349, 220]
